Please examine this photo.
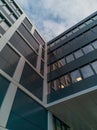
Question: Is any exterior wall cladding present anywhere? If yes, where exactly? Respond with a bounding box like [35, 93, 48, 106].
[1, 1, 97, 130]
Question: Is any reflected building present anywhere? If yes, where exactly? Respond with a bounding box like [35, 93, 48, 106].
[0, 0, 97, 130]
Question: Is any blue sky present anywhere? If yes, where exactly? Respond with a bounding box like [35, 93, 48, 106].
[16, 0, 97, 41]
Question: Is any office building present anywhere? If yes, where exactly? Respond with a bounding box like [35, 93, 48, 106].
[0, 0, 97, 130]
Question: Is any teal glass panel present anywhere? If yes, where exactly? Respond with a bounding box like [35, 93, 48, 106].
[7, 89, 47, 130]
[0, 75, 10, 107]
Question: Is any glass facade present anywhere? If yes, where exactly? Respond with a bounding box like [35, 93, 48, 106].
[6, 89, 47, 130]
[0, 44, 20, 76]
[18, 24, 39, 52]
[53, 116, 70, 130]
[9, 32, 37, 68]
[1, 1, 97, 130]
[20, 63, 43, 100]
[0, 75, 10, 107]
[48, 39, 97, 72]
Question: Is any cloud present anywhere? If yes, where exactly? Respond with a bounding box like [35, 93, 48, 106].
[15, 0, 97, 41]
[42, 20, 66, 41]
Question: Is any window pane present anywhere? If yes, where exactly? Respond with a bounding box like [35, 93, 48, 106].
[93, 15, 97, 20]
[86, 19, 93, 25]
[11, 2, 17, 10]
[73, 28, 79, 33]
[42, 48, 45, 59]
[9, 32, 37, 68]
[58, 58, 66, 67]
[18, 24, 39, 52]
[60, 75, 71, 88]
[79, 23, 86, 29]
[3, 6, 11, 15]
[0, 75, 10, 107]
[40, 60, 44, 75]
[0, 21, 9, 31]
[7, 89, 47, 130]
[82, 45, 94, 54]
[10, 14, 17, 22]
[34, 30, 45, 47]
[70, 70, 82, 83]
[0, 45, 20, 76]
[92, 40, 97, 49]
[23, 18, 32, 30]
[66, 54, 74, 63]
[81, 65, 94, 79]
[91, 61, 97, 73]
[20, 63, 43, 100]
[74, 49, 84, 59]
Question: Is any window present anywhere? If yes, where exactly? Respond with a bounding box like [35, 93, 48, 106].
[20, 63, 43, 100]
[79, 23, 86, 29]
[7, 89, 47, 130]
[82, 44, 94, 54]
[9, 32, 37, 68]
[70, 70, 82, 83]
[41, 48, 45, 59]
[92, 40, 97, 49]
[67, 32, 72, 37]
[0, 20, 10, 31]
[23, 18, 32, 31]
[33, 30, 45, 47]
[86, 19, 93, 25]
[58, 58, 66, 67]
[73, 28, 79, 33]
[61, 35, 66, 40]
[0, 75, 10, 107]
[74, 49, 84, 59]
[91, 61, 97, 74]
[40, 60, 44, 75]
[93, 15, 97, 20]
[66, 54, 74, 63]
[3, 6, 11, 15]
[10, 2, 17, 10]
[10, 14, 17, 22]
[62, 75, 71, 87]
[18, 24, 39, 52]
[0, 44, 20, 76]
[81, 65, 94, 79]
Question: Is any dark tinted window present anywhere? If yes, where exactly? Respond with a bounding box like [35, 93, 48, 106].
[23, 18, 32, 30]
[40, 60, 44, 75]
[0, 45, 20, 76]
[7, 89, 47, 130]
[33, 30, 45, 47]
[20, 63, 43, 100]
[9, 32, 37, 68]
[18, 24, 39, 52]
[0, 75, 10, 107]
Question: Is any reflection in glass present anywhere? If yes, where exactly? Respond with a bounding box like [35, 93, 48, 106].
[74, 49, 84, 59]
[82, 45, 94, 54]
[92, 40, 97, 49]
[81, 65, 94, 79]
[91, 61, 97, 74]
[66, 54, 74, 63]
[70, 70, 82, 83]
[0, 44, 20, 76]
[20, 63, 43, 100]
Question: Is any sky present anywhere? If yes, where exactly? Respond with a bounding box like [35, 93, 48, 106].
[16, 0, 97, 42]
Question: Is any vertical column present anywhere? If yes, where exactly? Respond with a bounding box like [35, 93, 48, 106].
[48, 112, 53, 130]
[43, 44, 47, 104]
[0, 57, 25, 128]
